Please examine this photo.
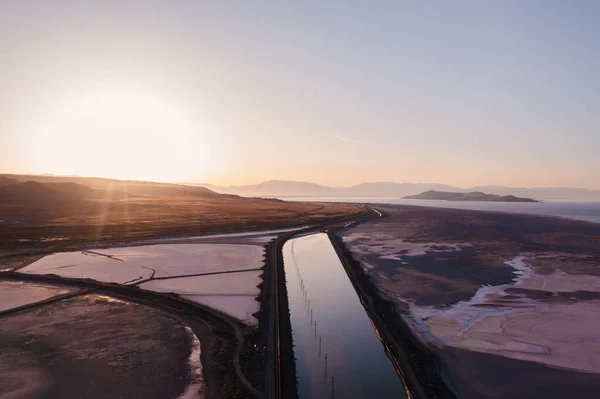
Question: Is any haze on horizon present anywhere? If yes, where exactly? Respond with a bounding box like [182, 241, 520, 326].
[1, 1, 599, 190]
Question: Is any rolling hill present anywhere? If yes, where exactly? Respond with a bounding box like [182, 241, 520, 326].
[1, 174, 224, 200]
[0, 181, 94, 202]
[0, 174, 361, 250]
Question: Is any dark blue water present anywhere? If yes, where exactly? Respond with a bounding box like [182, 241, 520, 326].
[280, 197, 600, 224]
[283, 233, 407, 399]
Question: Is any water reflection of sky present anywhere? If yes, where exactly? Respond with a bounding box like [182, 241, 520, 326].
[284, 233, 407, 398]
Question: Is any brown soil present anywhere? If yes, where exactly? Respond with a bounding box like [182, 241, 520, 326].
[0, 175, 360, 256]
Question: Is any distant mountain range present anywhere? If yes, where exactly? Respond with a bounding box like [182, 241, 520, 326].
[1, 174, 226, 201]
[190, 180, 600, 201]
[404, 190, 538, 202]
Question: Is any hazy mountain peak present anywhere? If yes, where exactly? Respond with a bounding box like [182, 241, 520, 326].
[194, 180, 600, 201]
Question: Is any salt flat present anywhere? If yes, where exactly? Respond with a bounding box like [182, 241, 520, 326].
[411, 256, 600, 374]
[19, 244, 265, 283]
[92, 244, 265, 277]
[182, 295, 261, 326]
[19, 243, 267, 325]
[139, 270, 262, 296]
[140, 271, 262, 325]
[0, 281, 74, 312]
[19, 251, 153, 284]
[342, 231, 462, 265]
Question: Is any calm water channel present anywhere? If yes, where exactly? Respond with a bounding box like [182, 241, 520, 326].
[283, 233, 407, 399]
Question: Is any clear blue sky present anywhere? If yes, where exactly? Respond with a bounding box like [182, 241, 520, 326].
[1, 1, 598, 188]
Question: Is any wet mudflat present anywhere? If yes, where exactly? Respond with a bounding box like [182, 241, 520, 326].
[283, 233, 407, 399]
[0, 294, 202, 399]
[0, 280, 76, 311]
[339, 204, 600, 398]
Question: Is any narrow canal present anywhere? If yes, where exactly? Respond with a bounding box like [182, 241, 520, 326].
[283, 233, 407, 398]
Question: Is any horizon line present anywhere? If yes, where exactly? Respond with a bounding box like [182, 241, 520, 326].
[3, 172, 600, 192]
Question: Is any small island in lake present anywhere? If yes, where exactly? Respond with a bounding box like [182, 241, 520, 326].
[404, 190, 539, 202]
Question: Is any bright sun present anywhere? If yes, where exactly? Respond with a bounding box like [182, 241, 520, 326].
[23, 80, 211, 182]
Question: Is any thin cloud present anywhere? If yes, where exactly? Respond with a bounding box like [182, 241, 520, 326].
[331, 133, 361, 143]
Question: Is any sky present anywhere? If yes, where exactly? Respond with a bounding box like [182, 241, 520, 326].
[1, 1, 599, 189]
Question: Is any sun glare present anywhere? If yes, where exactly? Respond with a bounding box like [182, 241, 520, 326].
[22, 80, 212, 182]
